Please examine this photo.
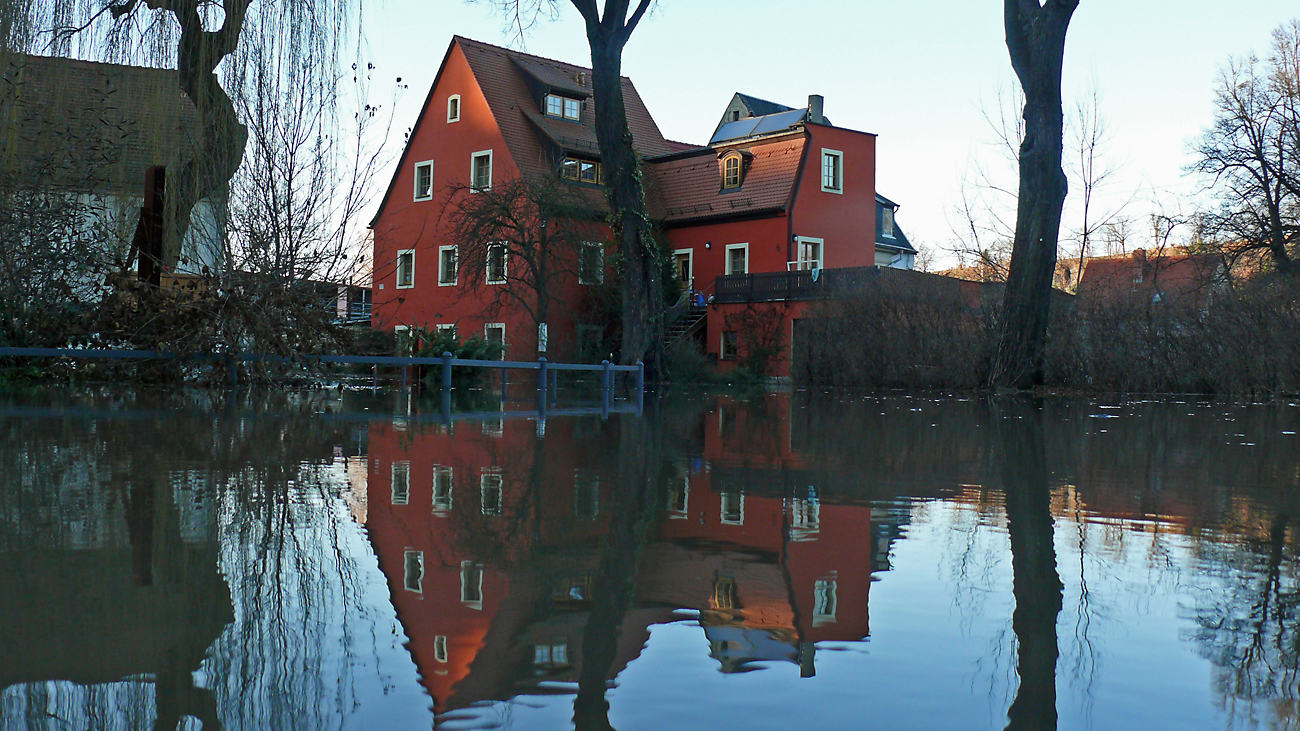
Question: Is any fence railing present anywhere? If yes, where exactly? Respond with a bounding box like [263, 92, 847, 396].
[0, 347, 644, 409]
[712, 266, 877, 304]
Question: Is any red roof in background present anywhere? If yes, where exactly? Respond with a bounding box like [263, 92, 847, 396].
[646, 137, 806, 223]
[1078, 249, 1223, 302]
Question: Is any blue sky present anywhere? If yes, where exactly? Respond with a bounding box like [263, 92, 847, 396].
[360, 1, 1299, 264]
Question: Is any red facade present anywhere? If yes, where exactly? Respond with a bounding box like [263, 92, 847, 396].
[370, 37, 882, 371]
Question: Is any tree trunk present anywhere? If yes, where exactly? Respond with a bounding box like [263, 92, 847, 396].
[162, 0, 251, 270]
[574, 2, 665, 377]
[991, 0, 1078, 388]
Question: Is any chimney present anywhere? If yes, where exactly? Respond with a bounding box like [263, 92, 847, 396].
[807, 94, 824, 125]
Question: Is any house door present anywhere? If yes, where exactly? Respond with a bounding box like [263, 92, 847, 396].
[673, 250, 693, 293]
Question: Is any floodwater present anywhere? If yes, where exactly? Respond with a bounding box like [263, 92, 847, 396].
[2, 387, 1300, 731]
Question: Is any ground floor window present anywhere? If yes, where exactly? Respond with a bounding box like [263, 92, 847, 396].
[720, 330, 739, 360]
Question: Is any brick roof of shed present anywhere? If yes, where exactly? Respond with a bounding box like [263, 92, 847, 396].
[0, 53, 199, 195]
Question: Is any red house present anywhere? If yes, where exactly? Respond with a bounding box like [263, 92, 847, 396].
[370, 36, 910, 376]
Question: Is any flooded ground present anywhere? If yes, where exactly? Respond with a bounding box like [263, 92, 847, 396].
[2, 386, 1299, 730]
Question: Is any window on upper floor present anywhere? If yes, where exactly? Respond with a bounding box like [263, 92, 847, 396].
[433, 466, 453, 514]
[881, 207, 895, 238]
[396, 249, 415, 289]
[447, 95, 461, 123]
[791, 237, 823, 271]
[414, 161, 434, 201]
[821, 149, 843, 193]
[723, 154, 742, 189]
[725, 243, 749, 275]
[471, 150, 493, 191]
[560, 157, 603, 185]
[486, 243, 507, 284]
[438, 245, 458, 286]
[391, 461, 410, 505]
[404, 550, 424, 592]
[545, 93, 581, 121]
[481, 469, 503, 515]
[579, 243, 605, 285]
[461, 561, 484, 607]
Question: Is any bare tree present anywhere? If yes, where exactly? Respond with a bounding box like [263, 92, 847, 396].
[991, 0, 1079, 388]
[1192, 20, 1300, 276]
[442, 174, 606, 352]
[480, 0, 664, 376]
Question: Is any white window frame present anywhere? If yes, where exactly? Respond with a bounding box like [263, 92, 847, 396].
[395, 249, 415, 289]
[724, 243, 749, 275]
[720, 330, 739, 361]
[484, 323, 506, 359]
[413, 160, 434, 201]
[438, 245, 458, 286]
[821, 149, 843, 194]
[470, 149, 493, 192]
[432, 465, 453, 514]
[434, 635, 449, 663]
[673, 248, 694, 289]
[579, 242, 605, 285]
[461, 561, 484, 609]
[481, 468, 503, 515]
[537, 322, 548, 353]
[720, 488, 745, 525]
[403, 549, 424, 593]
[393, 325, 413, 356]
[791, 236, 824, 271]
[813, 577, 838, 626]
[881, 207, 895, 238]
[447, 94, 461, 123]
[486, 243, 508, 285]
[391, 461, 410, 505]
[435, 323, 457, 338]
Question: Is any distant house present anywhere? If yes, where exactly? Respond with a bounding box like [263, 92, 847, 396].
[0, 53, 223, 276]
[369, 36, 925, 375]
[1078, 248, 1226, 308]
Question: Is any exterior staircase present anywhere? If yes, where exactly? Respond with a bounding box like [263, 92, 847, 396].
[664, 305, 707, 349]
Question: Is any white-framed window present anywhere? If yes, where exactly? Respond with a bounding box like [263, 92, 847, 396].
[881, 207, 895, 238]
[790, 486, 821, 541]
[461, 561, 484, 608]
[667, 475, 689, 518]
[579, 242, 604, 285]
[712, 576, 737, 610]
[486, 243, 507, 284]
[435, 323, 457, 338]
[545, 93, 581, 121]
[538, 322, 548, 353]
[391, 461, 410, 505]
[414, 160, 434, 201]
[393, 325, 414, 356]
[722, 154, 742, 189]
[724, 243, 749, 275]
[813, 578, 838, 626]
[447, 95, 461, 123]
[574, 470, 599, 520]
[821, 149, 843, 193]
[471, 149, 493, 191]
[485, 323, 505, 359]
[673, 249, 693, 289]
[481, 469, 503, 515]
[432, 466, 453, 514]
[721, 488, 744, 525]
[720, 331, 739, 360]
[404, 550, 424, 593]
[396, 249, 415, 289]
[792, 236, 823, 271]
[434, 635, 449, 663]
[438, 245, 458, 286]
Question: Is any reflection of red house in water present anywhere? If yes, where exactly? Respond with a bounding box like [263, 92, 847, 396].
[364, 398, 875, 715]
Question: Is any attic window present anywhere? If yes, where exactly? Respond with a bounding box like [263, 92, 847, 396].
[881, 207, 894, 238]
[722, 154, 742, 189]
[561, 157, 603, 185]
[546, 93, 581, 121]
[447, 95, 461, 123]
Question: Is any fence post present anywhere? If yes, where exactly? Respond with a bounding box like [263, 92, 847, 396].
[601, 360, 612, 404]
[636, 361, 645, 412]
[537, 357, 548, 395]
[442, 351, 453, 393]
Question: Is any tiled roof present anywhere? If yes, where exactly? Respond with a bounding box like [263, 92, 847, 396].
[455, 36, 676, 180]
[511, 56, 591, 98]
[0, 53, 199, 195]
[647, 137, 805, 223]
[523, 110, 601, 155]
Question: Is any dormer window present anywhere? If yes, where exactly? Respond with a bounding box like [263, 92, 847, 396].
[881, 207, 894, 238]
[545, 93, 581, 121]
[561, 157, 603, 185]
[723, 155, 741, 189]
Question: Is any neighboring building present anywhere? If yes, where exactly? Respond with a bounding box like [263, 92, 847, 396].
[1077, 248, 1226, 308]
[0, 53, 224, 276]
[369, 36, 920, 374]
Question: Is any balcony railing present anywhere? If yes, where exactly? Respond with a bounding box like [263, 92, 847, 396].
[712, 267, 876, 304]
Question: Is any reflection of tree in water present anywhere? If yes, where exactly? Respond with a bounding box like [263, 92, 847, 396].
[1187, 512, 1300, 725]
[0, 388, 383, 730]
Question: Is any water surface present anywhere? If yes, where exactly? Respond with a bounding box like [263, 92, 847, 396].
[2, 387, 1299, 730]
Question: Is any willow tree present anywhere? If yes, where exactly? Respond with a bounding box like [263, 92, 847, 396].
[1, 0, 357, 272]
[990, 0, 1079, 388]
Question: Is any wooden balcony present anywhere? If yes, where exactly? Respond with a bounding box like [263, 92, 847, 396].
[712, 267, 876, 304]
